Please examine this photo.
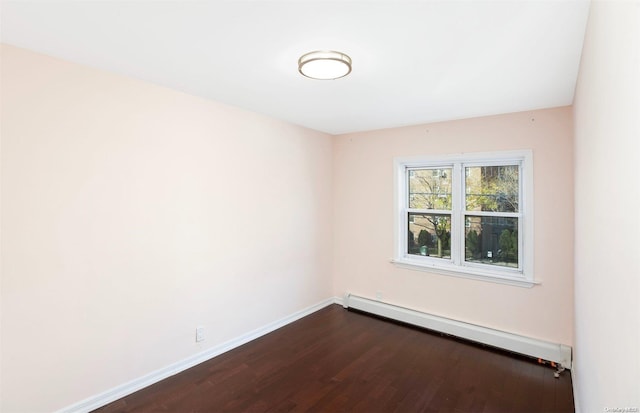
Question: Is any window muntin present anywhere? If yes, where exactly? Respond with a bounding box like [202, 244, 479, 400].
[394, 151, 533, 286]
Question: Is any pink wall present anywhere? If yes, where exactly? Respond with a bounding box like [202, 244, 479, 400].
[573, 2, 640, 412]
[332, 107, 574, 345]
[1, 45, 334, 412]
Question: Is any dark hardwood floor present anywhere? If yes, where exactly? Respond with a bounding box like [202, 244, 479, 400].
[94, 304, 574, 413]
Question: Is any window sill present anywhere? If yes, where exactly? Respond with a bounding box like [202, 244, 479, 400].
[390, 257, 538, 288]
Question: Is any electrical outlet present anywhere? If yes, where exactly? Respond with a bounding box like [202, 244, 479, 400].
[196, 326, 205, 342]
[375, 291, 383, 300]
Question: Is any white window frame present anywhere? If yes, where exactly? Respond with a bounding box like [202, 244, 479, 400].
[393, 150, 536, 288]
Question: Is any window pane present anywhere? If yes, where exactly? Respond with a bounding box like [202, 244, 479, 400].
[408, 213, 451, 258]
[408, 168, 452, 210]
[465, 165, 519, 212]
[465, 216, 518, 268]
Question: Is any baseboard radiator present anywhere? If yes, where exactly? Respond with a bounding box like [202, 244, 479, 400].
[343, 294, 572, 370]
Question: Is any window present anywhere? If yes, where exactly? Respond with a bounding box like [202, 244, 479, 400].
[393, 150, 535, 287]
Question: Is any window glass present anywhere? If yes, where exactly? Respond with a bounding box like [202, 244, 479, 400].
[465, 165, 519, 212]
[464, 216, 518, 268]
[407, 213, 451, 258]
[408, 168, 452, 210]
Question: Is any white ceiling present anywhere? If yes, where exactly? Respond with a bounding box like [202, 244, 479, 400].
[1, 1, 590, 135]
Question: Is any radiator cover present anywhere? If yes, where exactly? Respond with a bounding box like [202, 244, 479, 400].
[344, 294, 572, 369]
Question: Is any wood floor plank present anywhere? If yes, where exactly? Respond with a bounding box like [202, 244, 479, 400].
[93, 304, 574, 413]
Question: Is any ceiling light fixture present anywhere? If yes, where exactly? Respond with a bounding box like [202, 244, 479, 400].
[298, 50, 352, 80]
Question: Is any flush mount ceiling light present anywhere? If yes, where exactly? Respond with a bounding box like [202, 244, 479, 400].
[298, 50, 352, 80]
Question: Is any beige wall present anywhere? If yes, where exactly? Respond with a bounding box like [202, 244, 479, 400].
[573, 2, 640, 412]
[332, 107, 574, 345]
[0, 45, 333, 412]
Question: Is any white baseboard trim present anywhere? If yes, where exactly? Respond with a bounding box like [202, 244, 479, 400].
[344, 293, 572, 370]
[58, 297, 337, 413]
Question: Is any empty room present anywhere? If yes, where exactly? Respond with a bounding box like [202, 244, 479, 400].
[1, 1, 638, 412]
